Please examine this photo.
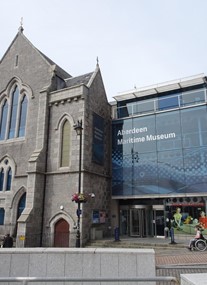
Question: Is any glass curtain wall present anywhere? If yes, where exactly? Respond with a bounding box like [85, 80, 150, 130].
[112, 105, 207, 196]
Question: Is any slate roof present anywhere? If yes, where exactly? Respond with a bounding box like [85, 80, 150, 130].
[65, 72, 93, 88]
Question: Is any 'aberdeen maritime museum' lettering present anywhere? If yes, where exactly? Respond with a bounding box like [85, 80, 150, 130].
[117, 132, 176, 145]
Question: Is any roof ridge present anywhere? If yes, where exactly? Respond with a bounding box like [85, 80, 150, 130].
[0, 29, 71, 79]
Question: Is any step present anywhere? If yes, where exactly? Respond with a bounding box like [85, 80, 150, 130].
[85, 239, 184, 249]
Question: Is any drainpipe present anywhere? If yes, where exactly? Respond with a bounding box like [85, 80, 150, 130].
[40, 96, 50, 247]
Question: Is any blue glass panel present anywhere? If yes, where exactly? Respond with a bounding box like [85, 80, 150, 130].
[0, 101, 8, 140]
[117, 106, 129, 118]
[127, 100, 155, 116]
[158, 150, 185, 194]
[156, 110, 182, 151]
[181, 89, 205, 106]
[9, 86, 19, 139]
[133, 152, 159, 195]
[112, 120, 128, 196]
[183, 147, 207, 193]
[0, 169, 4, 191]
[6, 168, 12, 191]
[112, 116, 157, 195]
[158, 95, 179, 111]
[18, 95, 28, 137]
[0, 208, 5, 225]
[181, 106, 207, 148]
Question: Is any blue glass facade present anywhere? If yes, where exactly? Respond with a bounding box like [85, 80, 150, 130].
[112, 88, 207, 197]
[112, 83, 207, 237]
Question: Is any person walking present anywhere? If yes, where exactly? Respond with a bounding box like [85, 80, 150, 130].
[2, 234, 13, 248]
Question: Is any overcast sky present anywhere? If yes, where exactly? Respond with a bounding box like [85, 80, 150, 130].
[1, 0, 207, 101]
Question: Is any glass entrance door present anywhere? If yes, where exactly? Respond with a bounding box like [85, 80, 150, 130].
[129, 206, 152, 237]
[153, 208, 165, 236]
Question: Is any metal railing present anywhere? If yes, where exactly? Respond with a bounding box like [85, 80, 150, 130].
[0, 276, 179, 284]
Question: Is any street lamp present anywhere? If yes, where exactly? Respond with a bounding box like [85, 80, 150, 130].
[74, 120, 83, 247]
[131, 148, 139, 194]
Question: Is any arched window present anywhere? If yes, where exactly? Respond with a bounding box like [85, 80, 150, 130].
[0, 169, 4, 191]
[9, 86, 19, 139]
[0, 208, 5, 225]
[6, 167, 12, 191]
[18, 95, 28, 137]
[0, 158, 14, 192]
[17, 193, 26, 220]
[0, 82, 29, 141]
[60, 120, 71, 167]
[0, 100, 8, 140]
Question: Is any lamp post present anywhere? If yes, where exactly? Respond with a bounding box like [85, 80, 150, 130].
[74, 120, 83, 248]
[131, 148, 139, 194]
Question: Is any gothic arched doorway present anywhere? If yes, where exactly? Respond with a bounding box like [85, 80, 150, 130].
[54, 218, 69, 247]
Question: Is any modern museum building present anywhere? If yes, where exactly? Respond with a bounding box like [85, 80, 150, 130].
[111, 74, 207, 238]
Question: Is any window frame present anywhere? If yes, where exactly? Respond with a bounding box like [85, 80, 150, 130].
[0, 80, 29, 141]
[0, 208, 5, 225]
[0, 158, 14, 192]
[60, 119, 71, 168]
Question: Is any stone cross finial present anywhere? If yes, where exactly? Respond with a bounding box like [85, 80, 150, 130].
[19, 17, 24, 33]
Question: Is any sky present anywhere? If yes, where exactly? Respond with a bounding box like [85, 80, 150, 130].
[1, 0, 207, 102]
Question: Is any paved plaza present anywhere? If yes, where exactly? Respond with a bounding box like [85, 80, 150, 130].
[156, 247, 207, 266]
[154, 241, 207, 284]
[88, 236, 207, 284]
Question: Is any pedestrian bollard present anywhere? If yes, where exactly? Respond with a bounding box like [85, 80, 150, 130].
[114, 227, 120, 241]
[169, 227, 176, 244]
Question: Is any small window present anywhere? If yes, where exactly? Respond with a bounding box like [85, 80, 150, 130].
[0, 169, 4, 191]
[15, 55, 19, 67]
[17, 193, 26, 219]
[0, 158, 14, 192]
[9, 86, 19, 139]
[0, 100, 8, 140]
[18, 95, 28, 137]
[6, 167, 12, 191]
[0, 208, 5, 225]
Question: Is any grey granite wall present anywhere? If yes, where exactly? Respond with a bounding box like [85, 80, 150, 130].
[181, 273, 207, 285]
[0, 248, 155, 285]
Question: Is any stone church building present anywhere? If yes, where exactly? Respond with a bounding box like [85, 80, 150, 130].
[0, 26, 111, 247]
